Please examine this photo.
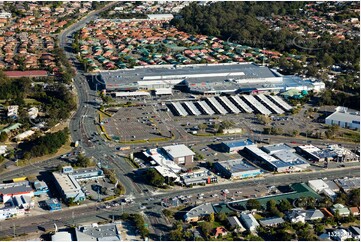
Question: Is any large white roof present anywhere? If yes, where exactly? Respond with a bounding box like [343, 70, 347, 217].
[162, 144, 195, 158]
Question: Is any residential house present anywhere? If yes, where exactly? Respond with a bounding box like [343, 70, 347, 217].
[331, 204, 350, 217]
[227, 216, 246, 233]
[213, 227, 228, 238]
[239, 213, 260, 233]
[184, 203, 214, 223]
[348, 226, 360, 240]
[349, 207, 359, 216]
[259, 217, 285, 227]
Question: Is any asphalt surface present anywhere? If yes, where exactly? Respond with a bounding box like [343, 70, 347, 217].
[0, 167, 358, 239]
[0, 3, 359, 240]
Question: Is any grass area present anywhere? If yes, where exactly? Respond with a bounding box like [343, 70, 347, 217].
[118, 135, 173, 144]
[125, 157, 140, 169]
[337, 129, 360, 143]
[253, 213, 264, 220]
[98, 110, 112, 120]
[24, 98, 41, 105]
[16, 139, 72, 167]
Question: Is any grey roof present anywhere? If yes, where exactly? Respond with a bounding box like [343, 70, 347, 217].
[259, 217, 285, 226]
[349, 226, 360, 236]
[239, 213, 259, 230]
[227, 216, 245, 229]
[325, 180, 340, 192]
[326, 108, 360, 123]
[305, 209, 324, 220]
[162, 144, 195, 158]
[216, 159, 260, 173]
[0, 185, 33, 195]
[261, 143, 293, 155]
[76, 224, 121, 241]
[334, 177, 360, 191]
[185, 203, 214, 220]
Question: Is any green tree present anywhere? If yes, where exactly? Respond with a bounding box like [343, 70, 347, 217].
[163, 209, 175, 218]
[207, 212, 215, 223]
[278, 199, 292, 212]
[145, 168, 165, 187]
[246, 199, 262, 210]
[0, 132, 7, 142]
[199, 222, 213, 238]
[348, 189, 360, 207]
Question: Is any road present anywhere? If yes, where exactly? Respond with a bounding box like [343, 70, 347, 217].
[0, 166, 359, 239]
[0, 3, 359, 240]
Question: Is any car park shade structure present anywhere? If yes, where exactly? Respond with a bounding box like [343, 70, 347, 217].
[256, 94, 284, 114]
[183, 102, 201, 116]
[242, 95, 272, 115]
[196, 101, 215, 115]
[229, 95, 254, 113]
[267, 95, 293, 111]
[206, 97, 228, 115]
[171, 102, 188, 116]
[218, 96, 241, 114]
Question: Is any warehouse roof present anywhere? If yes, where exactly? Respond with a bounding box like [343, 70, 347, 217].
[76, 223, 121, 241]
[262, 143, 293, 155]
[162, 144, 195, 158]
[222, 139, 254, 148]
[326, 106, 360, 123]
[0, 185, 33, 195]
[216, 159, 260, 173]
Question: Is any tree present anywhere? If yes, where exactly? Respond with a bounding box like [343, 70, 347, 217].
[278, 199, 292, 212]
[0, 132, 8, 142]
[199, 123, 207, 131]
[145, 168, 165, 187]
[207, 212, 215, 223]
[267, 200, 283, 217]
[256, 114, 271, 125]
[348, 189, 360, 207]
[216, 212, 227, 222]
[246, 199, 262, 210]
[163, 209, 175, 218]
[199, 222, 213, 238]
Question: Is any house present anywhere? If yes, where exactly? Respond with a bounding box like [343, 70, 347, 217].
[227, 216, 246, 232]
[75, 223, 121, 241]
[333, 229, 352, 241]
[184, 203, 214, 222]
[349, 207, 360, 216]
[348, 226, 360, 240]
[239, 213, 260, 233]
[331, 204, 350, 217]
[213, 227, 227, 238]
[287, 208, 324, 223]
[259, 217, 285, 227]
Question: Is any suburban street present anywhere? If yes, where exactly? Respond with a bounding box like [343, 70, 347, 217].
[0, 2, 359, 241]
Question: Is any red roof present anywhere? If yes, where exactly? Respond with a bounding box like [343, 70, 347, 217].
[4, 70, 48, 78]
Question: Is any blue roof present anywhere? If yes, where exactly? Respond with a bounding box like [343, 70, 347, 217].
[222, 139, 254, 148]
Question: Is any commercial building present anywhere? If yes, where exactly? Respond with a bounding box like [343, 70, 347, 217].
[296, 144, 335, 162]
[61, 166, 104, 181]
[162, 144, 195, 165]
[333, 177, 360, 192]
[52, 172, 85, 203]
[308, 179, 337, 201]
[184, 203, 215, 222]
[98, 63, 325, 95]
[180, 168, 217, 186]
[220, 139, 256, 153]
[239, 213, 260, 232]
[45, 198, 62, 211]
[0, 181, 34, 203]
[33, 180, 49, 196]
[214, 159, 261, 179]
[262, 143, 310, 171]
[143, 148, 182, 173]
[154, 166, 180, 183]
[51, 231, 72, 241]
[325, 106, 360, 129]
[75, 223, 121, 241]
